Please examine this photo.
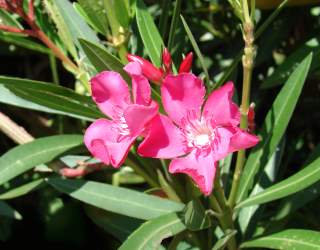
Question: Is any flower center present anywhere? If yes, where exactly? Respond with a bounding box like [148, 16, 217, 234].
[180, 110, 216, 153]
[112, 106, 131, 142]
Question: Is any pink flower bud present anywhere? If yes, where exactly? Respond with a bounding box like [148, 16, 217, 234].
[127, 54, 163, 84]
[178, 52, 193, 73]
[162, 47, 172, 73]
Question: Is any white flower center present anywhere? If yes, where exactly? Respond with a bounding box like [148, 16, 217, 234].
[194, 134, 210, 147]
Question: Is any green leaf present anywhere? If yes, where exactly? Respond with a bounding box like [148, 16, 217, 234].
[0, 201, 22, 220]
[47, 178, 185, 220]
[238, 140, 285, 234]
[113, 0, 130, 28]
[241, 229, 320, 249]
[0, 32, 50, 54]
[79, 39, 130, 82]
[0, 9, 22, 28]
[236, 53, 313, 204]
[180, 15, 210, 83]
[77, 0, 109, 35]
[43, 0, 78, 60]
[0, 135, 83, 185]
[54, 0, 99, 48]
[212, 230, 237, 250]
[84, 205, 142, 241]
[0, 76, 102, 121]
[261, 37, 320, 89]
[183, 200, 211, 231]
[274, 144, 320, 220]
[167, 0, 181, 51]
[0, 179, 45, 200]
[136, 0, 164, 67]
[119, 212, 186, 250]
[236, 156, 320, 209]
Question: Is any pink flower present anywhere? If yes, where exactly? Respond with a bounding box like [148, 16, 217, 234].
[138, 73, 259, 195]
[84, 62, 158, 168]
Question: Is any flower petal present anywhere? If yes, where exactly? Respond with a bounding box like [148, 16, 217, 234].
[203, 82, 240, 126]
[229, 128, 259, 152]
[211, 127, 235, 161]
[84, 119, 112, 165]
[161, 73, 205, 126]
[138, 114, 186, 159]
[169, 150, 217, 196]
[124, 62, 151, 105]
[107, 137, 136, 168]
[124, 101, 158, 138]
[91, 71, 131, 118]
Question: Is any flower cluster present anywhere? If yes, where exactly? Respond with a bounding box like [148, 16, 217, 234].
[84, 50, 259, 195]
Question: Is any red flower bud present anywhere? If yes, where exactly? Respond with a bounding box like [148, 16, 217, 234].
[162, 47, 172, 73]
[178, 52, 193, 73]
[248, 103, 256, 133]
[127, 54, 163, 84]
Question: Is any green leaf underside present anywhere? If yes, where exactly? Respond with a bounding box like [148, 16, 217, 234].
[236, 53, 313, 204]
[0, 135, 83, 185]
[47, 178, 184, 220]
[241, 229, 320, 249]
[119, 212, 186, 250]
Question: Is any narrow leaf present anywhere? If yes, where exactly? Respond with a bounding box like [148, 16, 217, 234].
[236, 156, 320, 209]
[0, 76, 102, 121]
[0, 201, 22, 220]
[47, 178, 184, 220]
[241, 229, 320, 249]
[180, 15, 210, 82]
[0, 135, 83, 185]
[212, 230, 237, 250]
[236, 53, 313, 204]
[136, 0, 164, 67]
[0, 179, 45, 200]
[79, 39, 130, 82]
[119, 212, 186, 250]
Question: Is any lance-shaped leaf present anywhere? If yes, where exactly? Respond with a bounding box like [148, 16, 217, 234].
[136, 0, 164, 67]
[47, 178, 184, 220]
[0, 76, 102, 121]
[236, 53, 313, 204]
[0, 201, 22, 220]
[241, 229, 320, 249]
[0, 135, 83, 185]
[118, 212, 186, 250]
[236, 156, 320, 209]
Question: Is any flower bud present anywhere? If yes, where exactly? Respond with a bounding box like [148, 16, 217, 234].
[248, 103, 256, 133]
[162, 47, 172, 73]
[127, 54, 163, 83]
[178, 52, 193, 73]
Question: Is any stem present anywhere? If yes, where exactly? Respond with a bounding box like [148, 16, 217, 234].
[228, 0, 255, 208]
[125, 158, 159, 188]
[0, 111, 34, 144]
[212, 168, 237, 250]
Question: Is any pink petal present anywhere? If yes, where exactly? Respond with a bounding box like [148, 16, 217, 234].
[161, 73, 205, 126]
[203, 82, 240, 126]
[124, 62, 151, 105]
[138, 114, 186, 159]
[211, 127, 235, 161]
[106, 137, 136, 168]
[124, 102, 158, 138]
[229, 127, 259, 152]
[84, 119, 112, 164]
[169, 150, 217, 196]
[91, 71, 131, 118]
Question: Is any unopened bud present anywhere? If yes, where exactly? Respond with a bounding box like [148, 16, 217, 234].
[127, 54, 163, 83]
[248, 103, 256, 133]
[178, 52, 193, 73]
[162, 47, 172, 73]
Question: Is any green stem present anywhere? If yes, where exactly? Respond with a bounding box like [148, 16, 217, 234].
[212, 169, 237, 250]
[228, 0, 255, 209]
[125, 158, 159, 188]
